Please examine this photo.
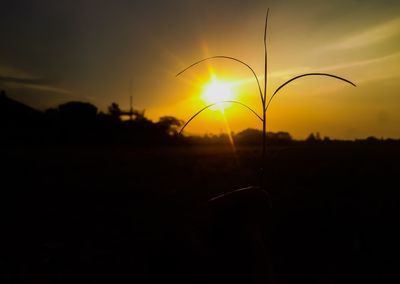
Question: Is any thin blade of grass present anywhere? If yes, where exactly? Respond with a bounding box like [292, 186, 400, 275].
[264, 8, 270, 104]
[179, 100, 263, 135]
[176, 55, 265, 106]
[261, 9, 270, 186]
[266, 73, 356, 111]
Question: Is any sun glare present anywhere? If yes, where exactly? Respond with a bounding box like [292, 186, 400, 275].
[201, 77, 236, 110]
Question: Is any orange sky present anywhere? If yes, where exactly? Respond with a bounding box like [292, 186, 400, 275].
[153, 3, 400, 139]
[149, 6, 400, 139]
[1, 0, 399, 139]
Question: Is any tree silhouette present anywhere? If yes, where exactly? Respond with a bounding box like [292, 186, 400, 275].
[157, 116, 184, 136]
[58, 101, 98, 126]
[107, 102, 121, 121]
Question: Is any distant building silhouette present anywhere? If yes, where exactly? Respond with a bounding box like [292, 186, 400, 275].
[118, 96, 145, 121]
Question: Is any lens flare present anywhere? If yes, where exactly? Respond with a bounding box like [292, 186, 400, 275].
[201, 76, 236, 110]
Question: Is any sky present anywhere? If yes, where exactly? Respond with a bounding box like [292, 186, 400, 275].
[1, 0, 399, 139]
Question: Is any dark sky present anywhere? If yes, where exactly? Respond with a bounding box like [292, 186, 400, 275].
[1, 0, 400, 138]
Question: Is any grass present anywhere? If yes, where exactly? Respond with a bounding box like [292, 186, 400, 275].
[176, 8, 356, 190]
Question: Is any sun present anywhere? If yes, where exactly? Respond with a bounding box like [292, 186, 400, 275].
[201, 76, 236, 110]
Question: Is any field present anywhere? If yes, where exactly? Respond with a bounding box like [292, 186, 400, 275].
[3, 143, 399, 283]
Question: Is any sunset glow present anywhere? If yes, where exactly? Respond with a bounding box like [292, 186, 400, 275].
[201, 76, 236, 110]
[1, 1, 400, 139]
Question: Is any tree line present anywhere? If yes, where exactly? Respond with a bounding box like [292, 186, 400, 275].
[1, 90, 398, 146]
[1, 90, 185, 145]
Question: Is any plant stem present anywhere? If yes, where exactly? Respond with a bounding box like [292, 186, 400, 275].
[261, 9, 269, 190]
[261, 104, 266, 189]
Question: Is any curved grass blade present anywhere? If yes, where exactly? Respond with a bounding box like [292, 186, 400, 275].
[265, 73, 356, 111]
[179, 100, 263, 135]
[176, 56, 265, 105]
[263, 8, 270, 104]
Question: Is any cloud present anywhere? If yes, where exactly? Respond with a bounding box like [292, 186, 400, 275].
[0, 75, 47, 85]
[0, 76, 74, 96]
[1, 80, 75, 96]
[0, 65, 38, 81]
[328, 17, 400, 50]
[14, 83, 75, 95]
[268, 67, 312, 80]
[0, 64, 47, 85]
[0, 64, 75, 96]
[318, 51, 400, 72]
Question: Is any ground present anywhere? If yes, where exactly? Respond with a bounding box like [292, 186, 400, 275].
[2, 143, 399, 283]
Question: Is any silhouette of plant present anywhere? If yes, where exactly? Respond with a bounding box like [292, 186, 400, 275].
[177, 9, 356, 189]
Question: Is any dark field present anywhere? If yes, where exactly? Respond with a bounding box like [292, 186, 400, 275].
[3, 143, 399, 283]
